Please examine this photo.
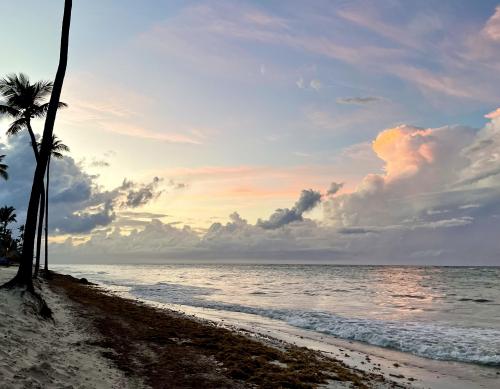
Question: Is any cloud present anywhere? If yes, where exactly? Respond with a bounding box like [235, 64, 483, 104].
[456, 107, 500, 186]
[321, 112, 500, 241]
[485, 107, 500, 119]
[337, 227, 377, 235]
[257, 189, 321, 229]
[119, 211, 170, 219]
[309, 79, 322, 91]
[483, 6, 500, 41]
[244, 10, 289, 29]
[167, 179, 187, 190]
[55, 201, 115, 234]
[295, 77, 323, 91]
[336, 97, 381, 105]
[303, 98, 407, 135]
[337, 7, 422, 50]
[135, 0, 500, 107]
[122, 177, 163, 208]
[43, 110, 500, 266]
[99, 122, 203, 145]
[89, 158, 110, 168]
[0, 134, 165, 234]
[327, 182, 343, 196]
[60, 74, 206, 145]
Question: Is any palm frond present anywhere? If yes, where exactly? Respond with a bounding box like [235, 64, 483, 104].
[32, 80, 53, 102]
[42, 135, 70, 159]
[0, 73, 53, 111]
[53, 139, 70, 152]
[0, 166, 8, 180]
[0, 73, 20, 94]
[33, 101, 67, 117]
[0, 155, 8, 180]
[0, 206, 17, 223]
[17, 73, 30, 88]
[6, 118, 27, 136]
[0, 73, 27, 98]
[0, 104, 19, 117]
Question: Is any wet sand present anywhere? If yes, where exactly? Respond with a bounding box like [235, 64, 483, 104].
[48, 272, 398, 388]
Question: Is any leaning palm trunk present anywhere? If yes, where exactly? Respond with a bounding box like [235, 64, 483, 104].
[25, 122, 39, 160]
[2, 0, 72, 290]
[25, 116, 47, 279]
[43, 158, 51, 276]
[34, 186, 45, 278]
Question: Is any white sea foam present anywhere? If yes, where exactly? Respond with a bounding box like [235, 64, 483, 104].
[53, 263, 500, 366]
[126, 282, 500, 366]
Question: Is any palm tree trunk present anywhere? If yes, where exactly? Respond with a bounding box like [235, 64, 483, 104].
[1, 0, 72, 290]
[43, 158, 50, 276]
[34, 183, 45, 278]
[26, 120, 45, 279]
[25, 122, 40, 161]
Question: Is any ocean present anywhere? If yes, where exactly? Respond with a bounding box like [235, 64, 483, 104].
[53, 264, 500, 367]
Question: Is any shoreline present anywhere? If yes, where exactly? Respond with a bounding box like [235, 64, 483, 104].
[47, 271, 397, 388]
[1, 267, 498, 388]
[51, 263, 500, 387]
[164, 303, 500, 389]
[98, 281, 500, 389]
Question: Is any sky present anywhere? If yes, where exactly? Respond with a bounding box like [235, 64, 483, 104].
[1, 0, 500, 265]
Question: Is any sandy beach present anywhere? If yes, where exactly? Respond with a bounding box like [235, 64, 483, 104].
[1, 267, 400, 388]
[1, 267, 499, 388]
[2, 265, 499, 389]
[0, 267, 138, 388]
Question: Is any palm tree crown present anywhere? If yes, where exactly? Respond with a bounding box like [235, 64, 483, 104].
[0, 73, 66, 139]
[0, 155, 8, 180]
[38, 135, 70, 159]
[0, 206, 16, 230]
[50, 136, 70, 159]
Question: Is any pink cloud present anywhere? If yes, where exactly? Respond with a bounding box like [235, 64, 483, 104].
[483, 6, 500, 41]
[485, 107, 500, 120]
[59, 73, 207, 144]
[337, 8, 422, 50]
[324, 124, 477, 228]
[390, 66, 483, 100]
[372, 126, 435, 180]
[100, 122, 203, 144]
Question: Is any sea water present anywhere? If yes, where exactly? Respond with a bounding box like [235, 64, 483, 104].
[53, 264, 500, 366]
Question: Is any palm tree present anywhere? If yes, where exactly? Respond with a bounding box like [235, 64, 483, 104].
[0, 155, 8, 180]
[2, 0, 72, 290]
[0, 206, 16, 235]
[0, 74, 67, 278]
[39, 135, 69, 276]
[0, 206, 16, 258]
[0, 73, 66, 160]
[16, 225, 25, 250]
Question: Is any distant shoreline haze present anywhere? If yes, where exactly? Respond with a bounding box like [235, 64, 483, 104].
[51, 258, 500, 267]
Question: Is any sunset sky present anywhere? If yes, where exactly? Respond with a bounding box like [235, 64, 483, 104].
[1, 0, 500, 264]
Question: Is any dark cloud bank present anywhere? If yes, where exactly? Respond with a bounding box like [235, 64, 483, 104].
[257, 189, 321, 229]
[0, 134, 162, 234]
